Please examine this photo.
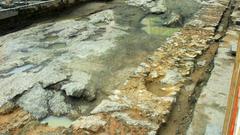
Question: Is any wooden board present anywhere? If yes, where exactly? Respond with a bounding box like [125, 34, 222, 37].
[223, 36, 240, 135]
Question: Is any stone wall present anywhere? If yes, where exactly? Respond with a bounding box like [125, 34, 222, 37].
[0, 0, 94, 35]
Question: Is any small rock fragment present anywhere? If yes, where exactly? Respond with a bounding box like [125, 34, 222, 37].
[91, 100, 129, 114]
[0, 101, 16, 115]
[149, 70, 159, 79]
[197, 60, 206, 67]
[72, 115, 107, 132]
[61, 72, 91, 98]
[161, 69, 183, 85]
[49, 92, 71, 116]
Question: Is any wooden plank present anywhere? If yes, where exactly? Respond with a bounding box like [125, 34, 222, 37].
[223, 36, 240, 135]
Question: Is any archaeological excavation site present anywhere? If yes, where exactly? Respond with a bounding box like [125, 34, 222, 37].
[0, 0, 240, 134]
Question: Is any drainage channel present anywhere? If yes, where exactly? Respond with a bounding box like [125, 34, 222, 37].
[157, 0, 235, 134]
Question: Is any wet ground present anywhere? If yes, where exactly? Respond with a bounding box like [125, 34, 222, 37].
[0, 0, 202, 128]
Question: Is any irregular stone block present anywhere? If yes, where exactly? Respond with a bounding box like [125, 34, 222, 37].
[17, 84, 53, 119]
[91, 100, 129, 114]
[72, 115, 107, 132]
[161, 69, 183, 85]
[49, 91, 71, 116]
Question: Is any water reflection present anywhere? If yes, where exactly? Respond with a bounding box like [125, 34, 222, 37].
[41, 116, 73, 128]
[141, 15, 180, 37]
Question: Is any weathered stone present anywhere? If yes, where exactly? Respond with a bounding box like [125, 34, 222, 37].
[91, 100, 129, 114]
[61, 71, 91, 98]
[0, 108, 34, 134]
[0, 9, 126, 109]
[111, 112, 158, 130]
[150, 0, 167, 13]
[230, 42, 237, 55]
[161, 69, 183, 85]
[127, 0, 167, 13]
[197, 60, 206, 67]
[62, 82, 86, 97]
[17, 84, 53, 119]
[72, 115, 107, 132]
[163, 12, 183, 27]
[82, 88, 97, 101]
[149, 70, 159, 79]
[88, 10, 114, 24]
[0, 73, 35, 107]
[133, 62, 151, 76]
[49, 92, 71, 116]
[186, 19, 205, 27]
[0, 101, 15, 115]
[34, 64, 68, 88]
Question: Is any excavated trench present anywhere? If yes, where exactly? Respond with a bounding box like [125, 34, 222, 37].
[158, 0, 235, 134]
[0, 0, 220, 133]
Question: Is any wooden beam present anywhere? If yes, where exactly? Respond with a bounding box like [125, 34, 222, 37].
[223, 35, 240, 135]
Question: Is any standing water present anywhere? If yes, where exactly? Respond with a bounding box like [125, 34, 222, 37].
[41, 116, 73, 128]
[0, 0, 201, 128]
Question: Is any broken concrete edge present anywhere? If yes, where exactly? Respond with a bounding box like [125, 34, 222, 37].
[69, 0, 232, 134]
[0, 0, 101, 35]
[0, 0, 72, 20]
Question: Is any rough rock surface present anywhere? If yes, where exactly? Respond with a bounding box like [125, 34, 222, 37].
[0, 9, 126, 119]
[127, 0, 167, 13]
[49, 92, 72, 116]
[17, 84, 53, 119]
[90, 100, 129, 114]
[72, 115, 107, 132]
[163, 12, 183, 27]
[0, 107, 68, 135]
[161, 69, 183, 85]
[0, 101, 16, 115]
[61, 72, 91, 98]
[0, 108, 34, 134]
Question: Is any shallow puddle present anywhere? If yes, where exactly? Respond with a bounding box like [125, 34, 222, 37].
[1, 64, 34, 76]
[141, 15, 180, 37]
[47, 42, 67, 49]
[44, 35, 59, 42]
[39, 35, 59, 42]
[41, 116, 73, 128]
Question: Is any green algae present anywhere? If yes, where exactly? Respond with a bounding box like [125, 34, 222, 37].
[142, 26, 180, 37]
[141, 15, 180, 37]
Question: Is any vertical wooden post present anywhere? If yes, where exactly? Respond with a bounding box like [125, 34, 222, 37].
[223, 36, 240, 135]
